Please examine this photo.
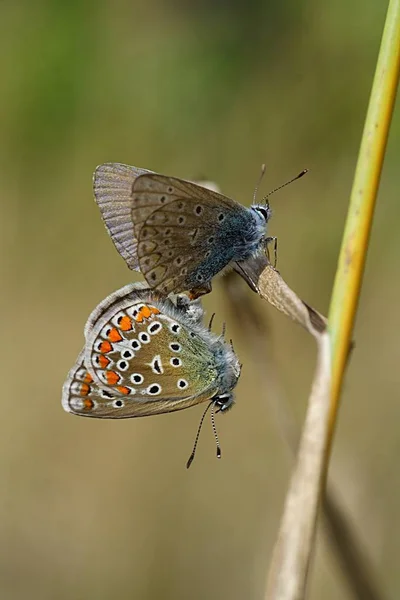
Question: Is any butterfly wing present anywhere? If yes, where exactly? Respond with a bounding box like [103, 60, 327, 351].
[132, 174, 256, 294]
[62, 352, 215, 418]
[62, 294, 221, 418]
[93, 163, 153, 270]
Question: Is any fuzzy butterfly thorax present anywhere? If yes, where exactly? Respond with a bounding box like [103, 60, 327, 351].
[62, 283, 241, 420]
[94, 164, 272, 296]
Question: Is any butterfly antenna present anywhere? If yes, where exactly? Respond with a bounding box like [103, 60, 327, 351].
[262, 169, 308, 203]
[208, 313, 216, 331]
[230, 338, 235, 353]
[186, 401, 213, 468]
[253, 163, 266, 203]
[221, 322, 226, 338]
[210, 403, 222, 460]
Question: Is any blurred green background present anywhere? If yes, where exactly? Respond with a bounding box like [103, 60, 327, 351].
[1, 0, 399, 598]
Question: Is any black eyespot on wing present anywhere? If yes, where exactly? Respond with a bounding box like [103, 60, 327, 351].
[149, 322, 162, 334]
[132, 373, 144, 384]
[153, 359, 162, 374]
[148, 384, 161, 395]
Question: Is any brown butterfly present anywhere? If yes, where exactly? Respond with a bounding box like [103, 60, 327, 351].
[93, 163, 274, 297]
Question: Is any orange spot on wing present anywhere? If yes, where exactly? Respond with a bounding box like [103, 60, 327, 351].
[83, 398, 94, 410]
[141, 305, 151, 319]
[83, 372, 93, 383]
[150, 307, 160, 315]
[108, 328, 122, 342]
[106, 371, 120, 385]
[99, 355, 110, 368]
[117, 386, 131, 395]
[135, 313, 144, 323]
[119, 316, 132, 331]
[80, 383, 90, 396]
[100, 341, 112, 353]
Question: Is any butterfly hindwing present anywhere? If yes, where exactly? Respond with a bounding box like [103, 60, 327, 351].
[93, 163, 153, 270]
[63, 291, 223, 419]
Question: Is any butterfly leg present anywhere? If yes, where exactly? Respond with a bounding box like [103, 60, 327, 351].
[189, 281, 212, 300]
[265, 236, 278, 268]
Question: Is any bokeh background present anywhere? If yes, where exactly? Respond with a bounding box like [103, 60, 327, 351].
[1, 0, 399, 598]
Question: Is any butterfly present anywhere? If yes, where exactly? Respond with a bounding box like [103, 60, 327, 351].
[62, 283, 240, 432]
[93, 163, 275, 298]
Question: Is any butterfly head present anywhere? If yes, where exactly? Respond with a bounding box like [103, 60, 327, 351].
[211, 339, 241, 411]
[251, 202, 273, 224]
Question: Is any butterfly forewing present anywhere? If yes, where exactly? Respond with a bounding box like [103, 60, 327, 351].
[62, 351, 213, 418]
[93, 163, 153, 270]
[132, 174, 254, 294]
